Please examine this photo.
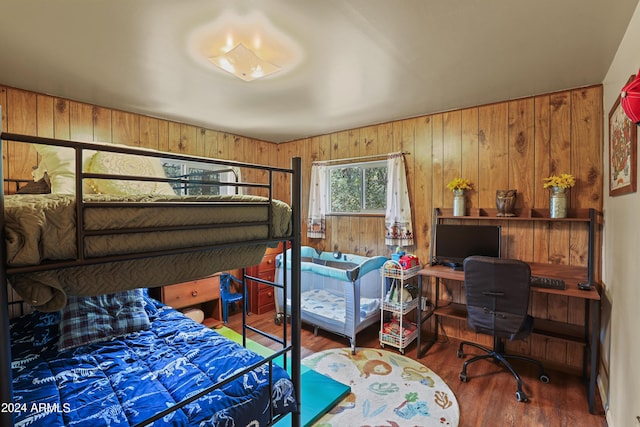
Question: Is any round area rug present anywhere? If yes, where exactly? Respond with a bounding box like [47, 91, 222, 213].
[303, 348, 459, 427]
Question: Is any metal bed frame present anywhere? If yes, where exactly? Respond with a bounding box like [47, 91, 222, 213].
[0, 119, 302, 426]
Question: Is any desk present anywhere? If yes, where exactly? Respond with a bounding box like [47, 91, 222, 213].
[416, 263, 600, 413]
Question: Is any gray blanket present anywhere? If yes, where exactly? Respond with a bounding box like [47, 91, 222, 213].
[5, 194, 292, 311]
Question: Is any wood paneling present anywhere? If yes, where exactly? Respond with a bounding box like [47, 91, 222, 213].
[93, 107, 112, 142]
[0, 83, 603, 371]
[283, 85, 603, 371]
[414, 116, 433, 259]
[0, 84, 271, 183]
[288, 87, 602, 264]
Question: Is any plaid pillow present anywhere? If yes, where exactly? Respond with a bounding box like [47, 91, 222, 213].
[58, 288, 150, 351]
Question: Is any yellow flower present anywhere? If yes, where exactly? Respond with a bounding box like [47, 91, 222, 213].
[543, 173, 576, 189]
[446, 178, 473, 192]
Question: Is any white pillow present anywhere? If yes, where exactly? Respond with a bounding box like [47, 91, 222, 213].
[34, 142, 175, 196]
[86, 150, 175, 195]
[33, 144, 96, 194]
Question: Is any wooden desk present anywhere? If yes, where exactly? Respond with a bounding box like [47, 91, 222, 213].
[416, 263, 600, 413]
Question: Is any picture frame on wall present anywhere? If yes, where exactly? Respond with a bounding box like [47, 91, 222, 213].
[609, 74, 638, 197]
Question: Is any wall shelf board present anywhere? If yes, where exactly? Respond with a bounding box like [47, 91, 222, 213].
[435, 207, 594, 222]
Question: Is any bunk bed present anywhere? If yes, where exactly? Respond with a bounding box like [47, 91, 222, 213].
[0, 125, 302, 427]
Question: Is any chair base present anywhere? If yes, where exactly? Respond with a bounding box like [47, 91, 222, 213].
[457, 338, 550, 402]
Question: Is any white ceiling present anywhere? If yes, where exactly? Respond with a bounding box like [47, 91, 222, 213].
[1, 0, 638, 143]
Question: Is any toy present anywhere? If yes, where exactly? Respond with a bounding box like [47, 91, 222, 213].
[399, 254, 419, 269]
[392, 247, 406, 262]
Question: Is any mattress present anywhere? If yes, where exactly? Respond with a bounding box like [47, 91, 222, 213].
[10, 298, 297, 427]
[289, 289, 380, 323]
[4, 194, 292, 311]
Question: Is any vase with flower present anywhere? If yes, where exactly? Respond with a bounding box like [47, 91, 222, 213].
[446, 178, 473, 216]
[543, 173, 576, 218]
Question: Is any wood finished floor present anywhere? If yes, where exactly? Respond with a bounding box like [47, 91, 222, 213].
[225, 310, 608, 427]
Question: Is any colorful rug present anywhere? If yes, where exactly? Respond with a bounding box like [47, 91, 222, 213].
[303, 348, 460, 427]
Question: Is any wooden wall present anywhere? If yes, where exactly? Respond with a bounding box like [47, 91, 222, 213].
[1, 84, 603, 371]
[275, 86, 603, 262]
[0, 85, 276, 196]
[274, 85, 603, 371]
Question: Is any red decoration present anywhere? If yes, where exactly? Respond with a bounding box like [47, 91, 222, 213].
[621, 71, 640, 125]
[399, 254, 419, 269]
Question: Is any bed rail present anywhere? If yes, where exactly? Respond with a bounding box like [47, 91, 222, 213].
[0, 139, 11, 425]
[1, 132, 289, 271]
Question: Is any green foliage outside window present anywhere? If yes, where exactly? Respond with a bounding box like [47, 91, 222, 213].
[364, 166, 387, 210]
[330, 167, 362, 212]
[328, 161, 387, 213]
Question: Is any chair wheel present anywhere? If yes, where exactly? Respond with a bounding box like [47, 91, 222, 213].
[457, 349, 464, 358]
[459, 373, 468, 382]
[515, 391, 528, 402]
[540, 374, 550, 383]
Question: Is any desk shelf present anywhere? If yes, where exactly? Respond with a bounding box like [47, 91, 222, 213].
[435, 302, 585, 345]
[419, 261, 601, 414]
[431, 206, 599, 290]
[435, 207, 594, 222]
[424, 206, 601, 414]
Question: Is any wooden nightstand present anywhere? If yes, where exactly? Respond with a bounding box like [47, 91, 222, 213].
[151, 273, 223, 328]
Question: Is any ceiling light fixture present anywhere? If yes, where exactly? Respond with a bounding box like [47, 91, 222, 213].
[209, 42, 281, 82]
[188, 10, 302, 83]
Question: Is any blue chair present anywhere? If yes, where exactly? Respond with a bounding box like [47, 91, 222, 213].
[220, 273, 246, 323]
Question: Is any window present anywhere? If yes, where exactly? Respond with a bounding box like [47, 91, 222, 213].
[162, 160, 238, 196]
[327, 160, 387, 214]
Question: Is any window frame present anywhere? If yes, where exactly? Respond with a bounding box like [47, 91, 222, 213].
[325, 159, 387, 215]
[162, 159, 238, 196]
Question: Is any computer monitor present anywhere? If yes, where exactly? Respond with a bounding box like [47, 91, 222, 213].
[433, 224, 501, 269]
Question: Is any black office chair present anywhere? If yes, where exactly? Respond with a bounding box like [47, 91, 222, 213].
[458, 256, 550, 402]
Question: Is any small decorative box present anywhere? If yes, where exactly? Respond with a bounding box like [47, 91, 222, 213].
[399, 254, 419, 269]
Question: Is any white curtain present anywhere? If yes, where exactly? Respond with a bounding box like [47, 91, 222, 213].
[307, 163, 327, 238]
[385, 153, 414, 247]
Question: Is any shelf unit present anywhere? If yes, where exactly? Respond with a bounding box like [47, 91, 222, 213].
[379, 261, 421, 354]
[419, 206, 601, 414]
[429, 207, 597, 285]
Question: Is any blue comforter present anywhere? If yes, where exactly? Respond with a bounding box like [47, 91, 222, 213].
[10, 298, 296, 426]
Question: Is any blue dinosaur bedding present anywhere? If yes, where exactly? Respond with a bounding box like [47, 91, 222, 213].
[10, 298, 296, 426]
